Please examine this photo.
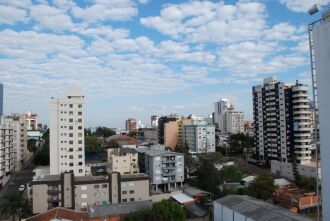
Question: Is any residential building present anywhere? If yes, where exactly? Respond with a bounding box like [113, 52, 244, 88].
[0, 119, 13, 188]
[214, 98, 231, 131]
[107, 147, 139, 174]
[252, 77, 312, 164]
[25, 111, 38, 131]
[31, 172, 150, 214]
[26, 208, 89, 221]
[49, 88, 85, 176]
[184, 124, 215, 154]
[213, 195, 313, 221]
[105, 135, 138, 148]
[143, 127, 158, 144]
[151, 115, 159, 128]
[138, 149, 184, 192]
[271, 160, 321, 180]
[125, 118, 137, 134]
[0, 83, 3, 115]
[312, 9, 330, 220]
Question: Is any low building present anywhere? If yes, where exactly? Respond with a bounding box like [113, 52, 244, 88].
[138, 149, 184, 192]
[107, 147, 139, 174]
[26, 207, 89, 221]
[105, 135, 138, 148]
[183, 186, 213, 203]
[213, 195, 313, 221]
[184, 124, 216, 154]
[271, 160, 320, 180]
[31, 172, 150, 214]
[171, 193, 195, 206]
[143, 127, 158, 144]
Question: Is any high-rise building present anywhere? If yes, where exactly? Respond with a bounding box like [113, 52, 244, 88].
[151, 115, 159, 128]
[0, 83, 3, 115]
[49, 88, 85, 176]
[125, 118, 137, 134]
[25, 111, 38, 131]
[252, 77, 312, 164]
[184, 124, 216, 154]
[311, 9, 330, 221]
[0, 117, 13, 187]
[214, 98, 244, 134]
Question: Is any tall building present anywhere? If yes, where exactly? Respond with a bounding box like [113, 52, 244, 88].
[125, 118, 137, 134]
[49, 88, 85, 176]
[151, 115, 159, 128]
[25, 111, 38, 130]
[311, 9, 330, 221]
[0, 83, 3, 115]
[214, 98, 244, 134]
[252, 77, 312, 164]
[0, 118, 13, 187]
[184, 124, 216, 154]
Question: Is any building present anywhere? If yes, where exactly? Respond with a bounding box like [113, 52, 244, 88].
[26, 208, 89, 221]
[49, 88, 85, 176]
[105, 135, 138, 148]
[271, 160, 320, 180]
[151, 115, 159, 128]
[0, 83, 3, 115]
[184, 124, 215, 154]
[25, 111, 38, 131]
[138, 149, 184, 192]
[143, 127, 158, 144]
[253, 77, 312, 164]
[214, 98, 244, 134]
[107, 147, 139, 174]
[312, 9, 330, 221]
[125, 118, 137, 134]
[31, 172, 150, 214]
[0, 119, 13, 188]
[213, 195, 313, 221]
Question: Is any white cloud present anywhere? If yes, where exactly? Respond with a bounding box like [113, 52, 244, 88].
[78, 25, 130, 40]
[0, 0, 32, 9]
[280, 0, 330, 13]
[0, 5, 28, 24]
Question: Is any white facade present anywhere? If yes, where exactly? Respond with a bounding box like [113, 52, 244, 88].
[313, 11, 330, 221]
[214, 98, 231, 131]
[184, 125, 215, 154]
[49, 88, 85, 176]
[0, 119, 13, 187]
[25, 111, 38, 131]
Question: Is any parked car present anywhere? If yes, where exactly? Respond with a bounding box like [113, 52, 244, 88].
[19, 184, 25, 192]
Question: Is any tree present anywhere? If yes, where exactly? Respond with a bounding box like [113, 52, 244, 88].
[27, 139, 37, 153]
[248, 173, 275, 200]
[221, 165, 244, 182]
[176, 145, 200, 177]
[297, 175, 316, 192]
[123, 208, 161, 221]
[33, 150, 49, 166]
[152, 200, 186, 221]
[0, 193, 25, 221]
[94, 127, 116, 137]
[85, 135, 106, 154]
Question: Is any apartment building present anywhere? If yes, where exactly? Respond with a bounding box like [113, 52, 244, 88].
[107, 147, 139, 174]
[138, 149, 184, 192]
[125, 118, 137, 134]
[32, 172, 150, 214]
[25, 111, 38, 131]
[49, 88, 85, 176]
[184, 124, 216, 154]
[0, 83, 3, 115]
[0, 120, 13, 188]
[143, 127, 158, 144]
[151, 115, 159, 128]
[214, 98, 231, 130]
[253, 77, 312, 164]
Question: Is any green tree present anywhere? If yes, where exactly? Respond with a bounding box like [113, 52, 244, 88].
[0, 193, 25, 221]
[196, 158, 221, 197]
[152, 200, 186, 221]
[27, 139, 37, 153]
[248, 173, 275, 200]
[33, 150, 49, 166]
[85, 135, 106, 154]
[221, 165, 244, 182]
[94, 127, 116, 137]
[123, 208, 160, 221]
[297, 175, 316, 192]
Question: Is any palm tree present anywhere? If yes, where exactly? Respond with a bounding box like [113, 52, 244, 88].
[0, 193, 25, 221]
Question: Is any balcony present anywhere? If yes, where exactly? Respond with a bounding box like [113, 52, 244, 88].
[47, 196, 61, 203]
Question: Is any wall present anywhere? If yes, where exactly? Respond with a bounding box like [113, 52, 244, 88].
[74, 183, 110, 210]
[271, 160, 320, 180]
[164, 121, 178, 150]
[32, 184, 49, 214]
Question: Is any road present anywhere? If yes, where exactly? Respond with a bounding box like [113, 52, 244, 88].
[0, 158, 35, 220]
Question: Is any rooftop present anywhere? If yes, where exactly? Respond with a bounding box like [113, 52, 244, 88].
[184, 186, 213, 197]
[137, 149, 183, 157]
[215, 195, 313, 221]
[171, 193, 195, 204]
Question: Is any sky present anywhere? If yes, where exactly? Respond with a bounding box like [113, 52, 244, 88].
[0, 0, 329, 128]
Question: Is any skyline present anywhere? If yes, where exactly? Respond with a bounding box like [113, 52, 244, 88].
[0, 0, 329, 128]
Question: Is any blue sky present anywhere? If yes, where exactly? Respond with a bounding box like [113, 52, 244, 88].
[0, 0, 329, 128]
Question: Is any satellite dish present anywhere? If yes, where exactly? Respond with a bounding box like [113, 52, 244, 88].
[309, 4, 319, 15]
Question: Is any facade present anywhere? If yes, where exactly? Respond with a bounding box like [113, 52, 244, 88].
[214, 98, 231, 131]
[0, 83, 3, 115]
[143, 127, 158, 144]
[252, 77, 312, 164]
[151, 115, 159, 128]
[213, 195, 313, 221]
[184, 124, 216, 154]
[25, 111, 38, 131]
[49, 88, 85, 176]
[32, 172, 150, 214]
[271, 160, 320, 180]
[138, 149, 184, 192]
[0, 119, 13, 188]
[107, 148, 139, 174]
[312, 9, 330, 221]
[125, 118, 137, 134]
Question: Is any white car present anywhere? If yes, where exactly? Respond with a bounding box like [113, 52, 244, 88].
[18, 184, 25, 192]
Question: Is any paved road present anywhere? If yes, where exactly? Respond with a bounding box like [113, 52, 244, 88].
[0, 158, 35, 220]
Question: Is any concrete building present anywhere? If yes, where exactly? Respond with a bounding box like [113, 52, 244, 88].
[310, 10, 330, 220]
[107, 148, 139, 174]
[151, 115, 159, 128]
[49, 88, 85, 176]
[0, 83, 3, 115]
[138, 149, 184, 192]
[214, 98, 231, 131]
[143, 127, 158, 144]
[271, 160, 320, 180]
[184, 124, 216, 154]
[31, 172, 150, 214]
[0, 119, 13, 188]
[25, 111, 39, 131]
[213, 195, 313, 221]
[125, 118, 137, 134]
[253, 77, 312, 164]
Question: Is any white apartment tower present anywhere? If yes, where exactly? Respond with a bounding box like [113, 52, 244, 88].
[252, 77, 312, 164]
[50, 88, 85, 176]
[0, 118, 13, 187]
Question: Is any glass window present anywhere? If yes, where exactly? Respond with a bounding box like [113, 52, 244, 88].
[81, 194, 87, 199]
[81, 185, 87, 190]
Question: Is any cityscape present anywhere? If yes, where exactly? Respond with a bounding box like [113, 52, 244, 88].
[0, 1, 329, 221]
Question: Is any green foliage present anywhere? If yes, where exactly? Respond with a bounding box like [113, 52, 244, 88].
[196, 158, 221, 197]
[152, 200, 186, 221]
[27, 139, 37, 153]
[221, 165, 244, 182]
[176, 145, 200, 176]
[123, 208, 160, 221]
[85, 135, 106, 154]
[94, 127, 116, 137]
[297, 175, 316, 192]
[0, 193, 25, 221]
[225, 133, 253, 155]
[248, 173, 275, 200]
[33, 149, 49, 166]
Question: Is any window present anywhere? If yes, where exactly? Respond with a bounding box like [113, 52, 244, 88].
[78, 162, 83, 166]
[130, 198, 134, 202]
[78, 126, 82, 130]
[102, 184, 107, 188]
[78, 119, 82, 123]
[78, 133, 82, 137]
[78, 112, 82, 115]
[69, 141, 73, 144]
[94, 193, 100, 198]
[81, 185, 87, 190]
[69, 148, 73, 152]
[78, 155, 82, 158]
[69, 126, 73, 130]
[79, 169, 83, 173]
[69, 163, 73, 167]
[69, 133, 73, 137]
[69, 104, 73, 108]
[81, 194, 87, 199]
[128, 182, 134, 187]
[69, 119, 73, 123]
[94, 184, 100, 189]
[78, 140, 82, 144]
[122, 199, 127, 203]
[122, 191, 127, 194]
[69, 155, 73, 159]
[78, 147, 82, 151]
[129, 190, 134, 194]
[78, 104, 82, 108]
